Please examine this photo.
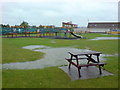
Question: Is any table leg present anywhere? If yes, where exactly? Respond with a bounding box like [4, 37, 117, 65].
[97, 54, 100, 62]
[68, 62, 71, 69]
[75, 55, 79, 65]
[87, 60, 90, 64]
[68, 54, 73, 70]
[98, 66, 102, 74]
[78, 67, 81, 77]
[75, 55, 81, 77]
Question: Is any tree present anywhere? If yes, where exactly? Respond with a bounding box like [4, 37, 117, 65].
[32, 25, 37, 29]
[39, 25, 43, 28]
[6, 24, 10, 27]
[20, 21, 29, 28]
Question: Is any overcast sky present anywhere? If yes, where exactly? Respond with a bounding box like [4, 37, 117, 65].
[0, 0, 119, 27]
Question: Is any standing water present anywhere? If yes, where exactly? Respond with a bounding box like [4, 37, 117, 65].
[1, 45, 111, 69]
[90, 37, 120, 40]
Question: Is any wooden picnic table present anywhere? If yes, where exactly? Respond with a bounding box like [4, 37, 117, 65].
[65, 51, 106, 77]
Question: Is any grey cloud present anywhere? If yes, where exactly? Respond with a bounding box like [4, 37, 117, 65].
[2, 0, 118, 27]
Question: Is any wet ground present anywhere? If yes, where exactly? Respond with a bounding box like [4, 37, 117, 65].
[1, 45, 114, 70]
[90, 37, 120, 40]
[59, 65, 113, 80]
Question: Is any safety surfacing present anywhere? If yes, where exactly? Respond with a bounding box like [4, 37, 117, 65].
[59, 65, 113, 80]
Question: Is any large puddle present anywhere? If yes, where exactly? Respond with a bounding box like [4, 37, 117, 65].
[1, 45, 113, 70]
[90, 37, 120, 40]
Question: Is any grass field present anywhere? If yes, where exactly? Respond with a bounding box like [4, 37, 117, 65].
[2, 33, 119, 88]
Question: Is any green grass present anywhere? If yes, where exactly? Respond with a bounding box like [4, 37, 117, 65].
[2, 38, 45, 63]
[3, 56, 118, 88]
[0, 69, 2, 89]
[81, 33, 118, 39]
[2, 36, 118, 63]
[0, 38, 2, 64]
[2, 33, 119, 88]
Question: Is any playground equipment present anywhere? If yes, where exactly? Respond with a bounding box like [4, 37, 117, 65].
[1, 22, 85, 39]
[2, 26, 78, 39]
[70, 32, 83, 38]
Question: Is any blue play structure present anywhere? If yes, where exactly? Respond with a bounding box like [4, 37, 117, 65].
[1, 25, 83, 39]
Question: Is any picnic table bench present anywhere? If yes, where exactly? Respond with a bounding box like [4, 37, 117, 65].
[65, 51, 106, 77]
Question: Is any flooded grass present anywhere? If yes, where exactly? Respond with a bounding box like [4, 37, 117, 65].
[90, 37, 120, 40]
[2, 45, 112, 69]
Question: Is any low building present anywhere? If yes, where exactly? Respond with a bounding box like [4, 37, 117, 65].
[87, 22, 120, 33]
[87, 22, 119, 29]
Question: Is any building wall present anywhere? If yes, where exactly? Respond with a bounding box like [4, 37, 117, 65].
[87, 22, 120, 30]
[74, 28, 110, 33]
[87, 28, 110, 33]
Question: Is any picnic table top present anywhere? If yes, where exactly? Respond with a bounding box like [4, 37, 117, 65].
[69, 51, 102, 56]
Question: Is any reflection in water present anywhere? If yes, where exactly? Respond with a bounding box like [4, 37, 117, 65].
[2, 45, 111, 70]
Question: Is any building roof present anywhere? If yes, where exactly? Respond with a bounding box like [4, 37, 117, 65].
[88, 22, 120, 24]
[62, 22, 77, 26]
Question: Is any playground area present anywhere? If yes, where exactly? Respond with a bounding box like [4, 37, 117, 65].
[1, 22, 83, 39]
